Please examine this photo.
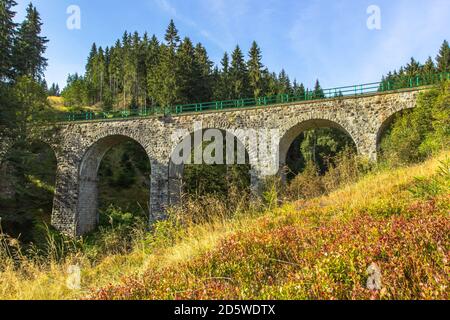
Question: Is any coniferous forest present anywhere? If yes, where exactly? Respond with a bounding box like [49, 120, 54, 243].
[61, 20, 310, 111]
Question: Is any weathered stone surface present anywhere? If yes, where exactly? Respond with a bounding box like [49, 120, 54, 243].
[0, 88, 421, 236]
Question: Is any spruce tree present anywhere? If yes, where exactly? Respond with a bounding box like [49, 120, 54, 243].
[298, 83, 306, 97]
[278, 69, 291, 94]
[13, 3, 48, 80]
[229, 45, 249, 98]
[150, 44, 180, 107]
[146, 35, 160, 107]
[0, 0, 17, 80]
[194, 43, 213, 101]
[217, 52, 231, 100]
[177, 37, 197, 103]
[248, 41, 263, 98]
[436, 40, 450, 73]
[423, 57, 435, 73]
[85, 42, 97, 81]
[313, 79, 324, 98]
[48, 83, 60, 96]
[405, 57, 422, 77]
[164, 19, 180, 49]
[422, 56, 436, 80]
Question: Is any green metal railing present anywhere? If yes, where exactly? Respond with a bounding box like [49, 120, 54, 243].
[58, 72, 450, 122]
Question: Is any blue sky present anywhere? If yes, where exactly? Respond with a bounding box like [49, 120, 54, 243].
[14, 0, 450, 90]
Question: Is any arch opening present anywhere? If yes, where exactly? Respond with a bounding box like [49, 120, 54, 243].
[169, 129, 251, 206]
[376, 109, 412, 159]
[0, 140, 57, 243]
[280, 119, 357, 181]
[77, 135, 151, 235]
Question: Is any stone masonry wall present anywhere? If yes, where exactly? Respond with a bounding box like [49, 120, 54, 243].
[0, 89, 420, 236]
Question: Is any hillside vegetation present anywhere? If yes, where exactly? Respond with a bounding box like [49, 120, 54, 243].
[0, 151, 448, 300]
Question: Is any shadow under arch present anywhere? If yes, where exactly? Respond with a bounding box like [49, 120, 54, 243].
[375, 109, 411, 154]
[0, 139, 57, 241]
[168, 128, 251, 206]
[279, 119, 358, 178]
[77, 134, 151, 235]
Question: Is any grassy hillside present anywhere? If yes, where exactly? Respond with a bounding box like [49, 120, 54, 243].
[47, 96, 102, 113]
[0, 151, 448, 300]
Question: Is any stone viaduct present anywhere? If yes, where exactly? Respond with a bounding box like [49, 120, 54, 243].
[0, 88, 422, 236]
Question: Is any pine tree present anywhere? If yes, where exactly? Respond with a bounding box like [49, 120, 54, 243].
[248, 41, 263, 98]
[150, 44, 180, 107]
[0, 0, 17, 80]
[313, 79, 324, 98]
[405, 57, 422, 77]
[422, 56, 436, 75]
[278, 69, 291, 94]
[108, 40, 123, 107]
[263, 71, 278, 96]
[48, 83, 60, 96]
[13, 3, 48, 80]
[421, 56, 436, 84]
[121, 31, 136, 109]
[177, 37, 197, 103]
[194, 43, 213, 101]
[164, 19, 180, 50]
[146, 34, 160, 107]
[229, 45, 249, 98]
[292, 80, 305, 98]
[85, 42, 97, 81]
[215, 52, 231, 100]
[436, 40, 450, 73]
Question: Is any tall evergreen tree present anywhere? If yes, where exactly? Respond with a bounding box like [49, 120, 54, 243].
[13, 3, 48, 80]
[247, 41, 264, 98]
[422, 56, 436, 76]
[194, 43, 213, 101]
[278, 69, 292, 94]
[436, 40, 450, 73]
[215, 52, 232, 100]
[405, 57, 422, 77]
[0, 0, 17, 80]
[177, 37, 197, 103]
[48, 82, 60, 96]
[150, 44, 180, 107]
[85, 42, 97, 80]
[164, 19, 180, 49]
[313, 79, 324, 98]
[146, 34, 160, 107]
[229, 45, 249, 98]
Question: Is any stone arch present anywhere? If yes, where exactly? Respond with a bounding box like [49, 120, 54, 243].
[279, 118, 359, 170]
[168, 127, 252, 205]
[76, 134, 151, 235]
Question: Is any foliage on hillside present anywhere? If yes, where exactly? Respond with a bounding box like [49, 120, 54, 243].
[380, 81, 450, 164]
[1, 151, 448, 300]
[89, 154, 449, 300]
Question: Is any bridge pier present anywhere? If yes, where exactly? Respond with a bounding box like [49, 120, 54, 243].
[150, 161, 170, 221]
[357, 133, 379, 162]
[51, 157, 79, 236]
